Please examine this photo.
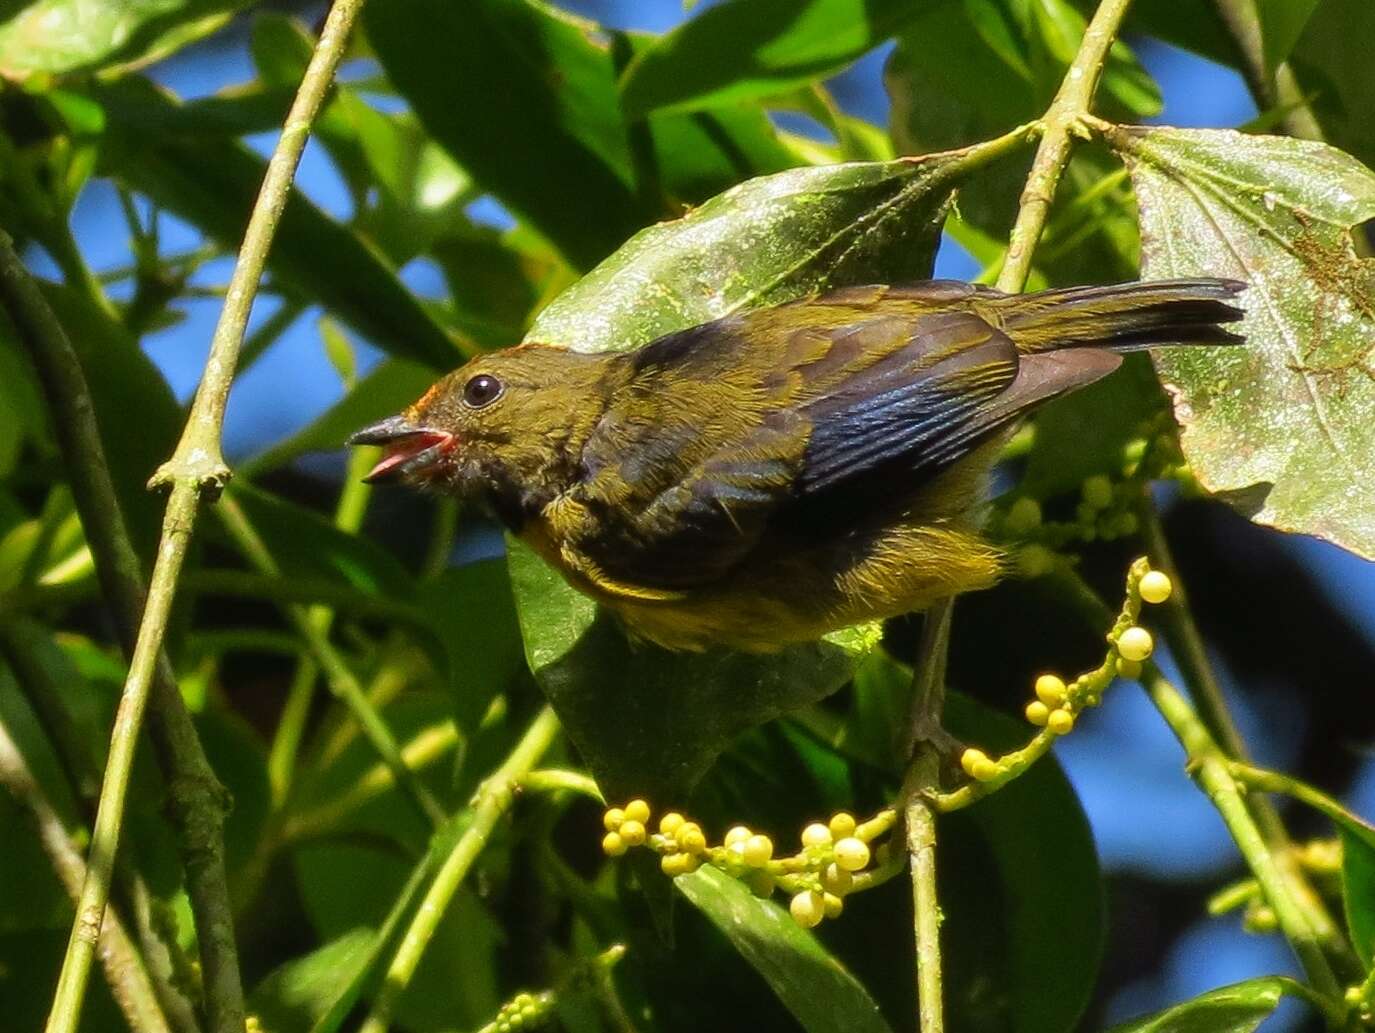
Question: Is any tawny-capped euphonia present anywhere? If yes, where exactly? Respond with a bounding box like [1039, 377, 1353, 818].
[351, 278, 1244, 651]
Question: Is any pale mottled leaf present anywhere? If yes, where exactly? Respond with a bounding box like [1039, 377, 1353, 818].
[1111, 125, 1375, 559]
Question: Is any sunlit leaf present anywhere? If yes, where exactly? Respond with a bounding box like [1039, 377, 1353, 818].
[0, 0, 247, 80]
[1341, 823, 1375, 967]
[1106, 977, 1312, 1033]
[1111, 125, 1375, 559]
[619, 0, 915, 118]
[675, 865, 893, 1033]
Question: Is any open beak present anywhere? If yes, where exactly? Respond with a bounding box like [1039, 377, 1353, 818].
[348, 415, 456, 483]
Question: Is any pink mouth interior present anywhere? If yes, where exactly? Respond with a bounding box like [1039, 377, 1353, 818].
[364, 431, 455, 480]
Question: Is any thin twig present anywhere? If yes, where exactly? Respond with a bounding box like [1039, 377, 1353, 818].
[24, 1, 368, 1029]
[0, 720, 173, 1033]
[360, 706, 562, 1033]
[995, 0, 1136, 295]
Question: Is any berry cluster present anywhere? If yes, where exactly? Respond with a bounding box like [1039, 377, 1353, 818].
[942, 557, 1172, 806]
[602, 801, 898, 929]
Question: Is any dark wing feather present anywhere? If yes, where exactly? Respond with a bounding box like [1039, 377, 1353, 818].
[566, 303, 1115, 592]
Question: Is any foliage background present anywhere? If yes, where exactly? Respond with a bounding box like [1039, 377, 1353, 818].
[2, 0, 1374, 1031]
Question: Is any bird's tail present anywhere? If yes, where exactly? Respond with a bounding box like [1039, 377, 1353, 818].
[989, 277, 1247, 353]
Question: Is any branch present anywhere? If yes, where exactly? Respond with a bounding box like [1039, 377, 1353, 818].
[0, 719, 173, 1033]
[899, 3, 1139, 1028]
[1138, 502, 1355, 974]
[0, 236, 245, 1033]
[360, 706, 562, 1033]
[996, 0, 1135, 295]
[1048, 571, 1342, 1000]
[8, 2, 370, 1030]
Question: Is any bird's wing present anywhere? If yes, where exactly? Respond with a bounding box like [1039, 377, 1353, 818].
[560, 298, 1116, 593]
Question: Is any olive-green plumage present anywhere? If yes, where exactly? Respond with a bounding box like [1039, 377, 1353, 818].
[352, 278, 1245, 651]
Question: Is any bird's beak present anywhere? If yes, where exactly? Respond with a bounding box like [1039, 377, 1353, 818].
[348, 415, 457, 483]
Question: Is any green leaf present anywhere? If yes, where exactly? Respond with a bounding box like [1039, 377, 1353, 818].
[528, 152, 984, 354]
[250, 928, 376, 1033]
[1106, 977, 1312, 1033]
[366, 0, 646, 270]
[509, 538, 877, 802]
[243, 359, 439, 475]
[619, 0, 915, 118]
[0, 0, 247, 79]
[1110, 125, 1375, 560]
[416, 560, 526, 736]
[1341, 822, 1375, 967]
[90, 77, 463, 370]
[1287, 0, 1375, 169]
[675, 865, 892, 1033]
[0, 325, 44, 476]
[1256, 0, 1322, 75]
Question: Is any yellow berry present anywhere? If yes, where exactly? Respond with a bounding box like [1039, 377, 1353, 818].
[1025, 701, 1050, 726]
[1047, 709, 1075, 735]
[972, 758, 999, 782]
[624, 799, 650, 824]
[659, 811, 685, 836]
[1017, 544, 1056, 577]
[618, 819, 646, 847]
[724, 825, 752, 848]
[747, 870, 775, 898]
[823, 893, 845, 919]
[1005, 496, 1042, 534]
[661, 852, 693, 876]
[1116, 658, 1143, 680]
[603, 808, 625, 832]
[790, 890, 825, 928]
[1139, 570, 1173, 604]
[675, 822, 706, 855]
[1118, 626, 1154, 662]
[743, 834, 774, 867]
[834, 837, 871, 872]
[1035, 674, 1067, 707]
[960, 748, 990, 777]
[602, 832, 626, 857]
[801, 823, 833, 848]
[1082, 474, 1113, 510]
[828, 812, 857, 839]
[821, 863, 853, 895]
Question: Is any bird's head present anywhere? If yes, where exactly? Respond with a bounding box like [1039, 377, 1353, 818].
[349, 344, 616, 523]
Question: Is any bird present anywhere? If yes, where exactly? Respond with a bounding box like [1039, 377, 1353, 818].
[350, 278, 1245, 652]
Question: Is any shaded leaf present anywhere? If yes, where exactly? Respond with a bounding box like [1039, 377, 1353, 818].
[366, 0, 645, 270]
[1111, 125, 1375, 559]
[251, 929, 376, 1033]
[675, 864, 892, 1033]
[509, 538, 878, 802]
[1105, 976, 1310, 1033]
[942, 691, 1104, 1033]
[1287, 0, 1375, 169]
[1256, 0, 1322, 75]
[91, 77, 463, 369]
[1340, 823, 1375, 967]
[0, 0, 246, 80]
[619, 0, 915, 118]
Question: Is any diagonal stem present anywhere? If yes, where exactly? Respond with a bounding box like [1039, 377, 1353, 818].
[22, 1, 369, 1030]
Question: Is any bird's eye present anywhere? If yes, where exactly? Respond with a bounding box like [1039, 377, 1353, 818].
[462, 374, 503, 409]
